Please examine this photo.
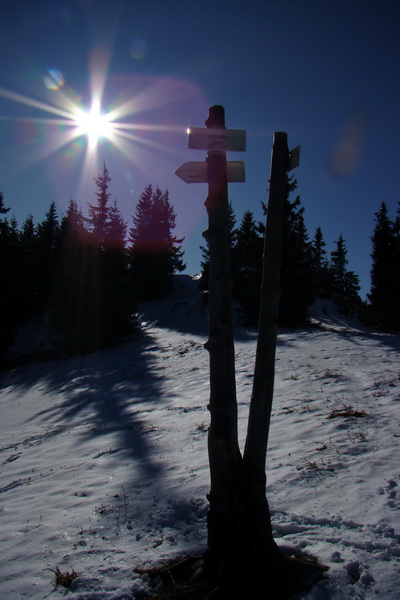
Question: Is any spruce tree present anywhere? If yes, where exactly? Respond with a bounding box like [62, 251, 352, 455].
[87, 162, 112, 248]
[330, 235, 347, 292]
[310, 227, 331, 297]
[330, 234, 361, 313]
[0, 193, 15, 353]
[395, 202, 400, 301]
[128, 185, 185, 301]
[53, 165, 133, 353]
[368, 202, 399, 331]
[107, 199, 127, 251]
[18, 214, 39, 319]
[35, 201, 61, 309]
[279, 181, 315, 326]
[395, 203, 400, 328]
[51, 200, 93, 352]
[0, 198, 34, 355]
[232, 210, 264, 324]
[102, 199, 133, 342]
[85, 164, 132, 349]
[0, 191, 10, 215]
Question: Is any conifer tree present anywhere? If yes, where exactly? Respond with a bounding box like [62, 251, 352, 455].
[19, 214, 36, 248]
[395, 203, 400, 327]
[0, 192, 15, 352]
[102, 198, 132, 343]
[52, 165, 133, 353]
[330, 234, 361, 313]
[51, 200, 92, 352]
[368, 202, 400, 331]
[330, 235, 347, 291]
[0, 200, 33, 355]
[0, 191, 10, 215]
[87, 162, 112, 248]
[395, 202, 400, 238]
[85, 164, 132, 349]
[18, 214, 39, 319]
[232, 210, 264, 324]
[36, 201, 61, 308]
[107, 199, 127, 251]
[395, 202, 400, 292]
[279, 182, 315, 325]
[128, 185, 185, 301]
[310, 227, 331, 297]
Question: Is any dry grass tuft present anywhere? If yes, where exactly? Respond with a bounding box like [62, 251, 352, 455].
[51, 566, 82, 588]
[327, 407, 368, 419]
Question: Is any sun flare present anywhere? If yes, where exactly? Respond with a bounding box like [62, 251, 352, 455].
[74, 99, 112, 146]
[0, 69, 201, 187]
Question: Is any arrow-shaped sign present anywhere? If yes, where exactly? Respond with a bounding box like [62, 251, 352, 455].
[175, 161, 245, 183]
[287, 145, 301, 171]
[187, 127, 246, 151]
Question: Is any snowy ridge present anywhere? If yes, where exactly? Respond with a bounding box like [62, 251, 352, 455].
[309, 298, 371, 335]
[0, 274, 399, 599]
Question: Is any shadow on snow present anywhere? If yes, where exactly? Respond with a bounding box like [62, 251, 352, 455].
[0, 328, 167, 482]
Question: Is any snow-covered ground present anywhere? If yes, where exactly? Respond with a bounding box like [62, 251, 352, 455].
[1, 275, 399, 599]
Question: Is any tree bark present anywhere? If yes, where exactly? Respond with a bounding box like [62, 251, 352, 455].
[244, 132, 288, 467]
[242, 133, 289, 563]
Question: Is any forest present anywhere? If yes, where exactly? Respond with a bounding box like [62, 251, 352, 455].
[201, 181, 400, 334]
[1, 163, 399, 367]
[0, 163, 185, 360]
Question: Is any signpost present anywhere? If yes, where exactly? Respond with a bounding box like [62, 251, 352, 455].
[180, 106, 245, 583]
[175, 106, 321, 596]
[175, 160, 245, 183]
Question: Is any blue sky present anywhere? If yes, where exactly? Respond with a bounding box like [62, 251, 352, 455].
[1, 0, 399, 298]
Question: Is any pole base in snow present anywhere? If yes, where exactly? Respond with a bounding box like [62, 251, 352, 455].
[137, 549, 328, 599]
[203, 549, 328, 599]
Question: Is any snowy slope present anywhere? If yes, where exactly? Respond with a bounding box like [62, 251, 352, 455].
[0, 275, 399, 599]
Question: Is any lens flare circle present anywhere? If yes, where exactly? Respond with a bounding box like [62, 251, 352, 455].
[44, 68, 64, 91]
[130, 39, 148, 60]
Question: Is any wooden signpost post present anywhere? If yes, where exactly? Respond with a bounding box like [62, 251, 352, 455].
[174, 107, 321, 596]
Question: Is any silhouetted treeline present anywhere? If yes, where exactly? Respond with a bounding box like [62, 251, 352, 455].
[200, 179, 400, 332]
[1, 170, 399, 364]
[0, 164, 185, 360]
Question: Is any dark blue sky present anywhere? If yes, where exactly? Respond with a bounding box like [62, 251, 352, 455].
[1, 0, 399, 297]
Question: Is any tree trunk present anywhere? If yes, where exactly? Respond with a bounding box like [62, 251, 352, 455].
[241, 133, 289, 566]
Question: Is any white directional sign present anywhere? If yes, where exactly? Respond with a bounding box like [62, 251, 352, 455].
[187, 127, 246, 152]
[175, 161, 245, 183]
[287, 145, 301, 171]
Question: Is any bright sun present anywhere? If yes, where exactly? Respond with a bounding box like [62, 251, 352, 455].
[75, 99, 112, 146]
[0, 70, 190, 181]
